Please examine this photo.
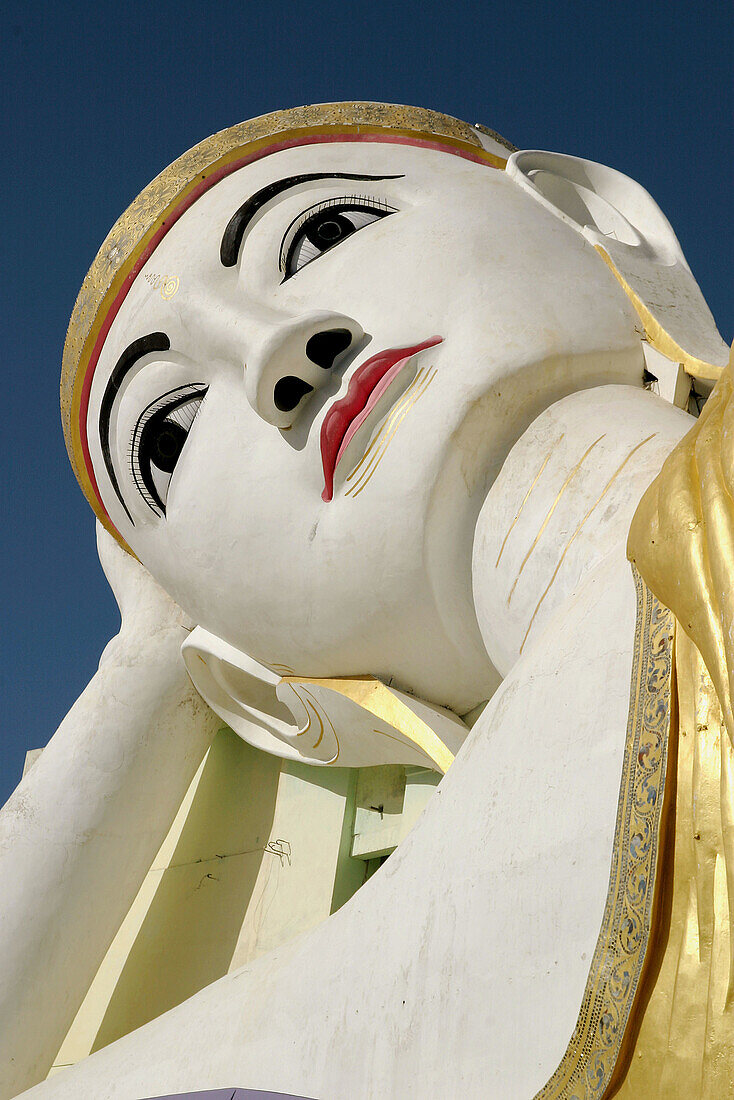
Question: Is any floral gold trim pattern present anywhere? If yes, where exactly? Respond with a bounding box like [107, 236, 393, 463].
[622, 346, 734, 1095]
[628, 344, 734, 744]
[535, 566, 675, 1099]
[611, 630, 734, 1097]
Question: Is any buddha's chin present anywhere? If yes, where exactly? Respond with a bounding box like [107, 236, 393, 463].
[240, 568, 495, 715]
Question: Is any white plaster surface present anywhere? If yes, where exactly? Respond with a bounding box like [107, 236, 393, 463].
[15, 555, 653, 1099]
[17, 389, 692, 1100]
[48, 740, 359, 1073]
[473, 386, 693, 674]
[5, 115, 727, 1098]
[0, 531, 220, 1099]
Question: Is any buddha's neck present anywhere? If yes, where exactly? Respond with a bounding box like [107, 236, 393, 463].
[472, 384, 693, 675]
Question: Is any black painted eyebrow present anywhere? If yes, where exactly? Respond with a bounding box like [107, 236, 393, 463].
[99, 332, 170, 523]
[220, 173, 401, 268]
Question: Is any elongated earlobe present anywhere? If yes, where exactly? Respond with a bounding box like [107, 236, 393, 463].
[507, 150, 729, 382]
[181, 628, 313, 761]
[181, 626, 468, 772]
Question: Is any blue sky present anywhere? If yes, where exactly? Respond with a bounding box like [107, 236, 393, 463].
[1, 0, 731, 805]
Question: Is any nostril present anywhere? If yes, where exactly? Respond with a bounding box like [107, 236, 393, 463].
[274, 375, 314, 412]
[306, 328, 353, 370]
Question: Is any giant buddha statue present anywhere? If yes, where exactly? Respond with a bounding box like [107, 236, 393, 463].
[1, 102, 732, 1099]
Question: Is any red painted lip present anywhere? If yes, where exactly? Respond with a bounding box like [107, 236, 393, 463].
[319, 337, 443, 502]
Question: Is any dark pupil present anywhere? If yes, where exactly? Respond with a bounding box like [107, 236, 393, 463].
[144, 418, 187, 473]
[306, 212, 353, 250]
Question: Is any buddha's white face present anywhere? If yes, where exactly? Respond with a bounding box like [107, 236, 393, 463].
[87, 139, 643, 711]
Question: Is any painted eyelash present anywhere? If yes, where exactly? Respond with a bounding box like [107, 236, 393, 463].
[128, 383, 207, 515]
[278, 194, 397, 273]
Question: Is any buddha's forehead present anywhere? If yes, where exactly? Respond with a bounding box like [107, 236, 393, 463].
[141, 138, 492, 271]
[179, 136, 486, 230]
[93, 138, 504, 378]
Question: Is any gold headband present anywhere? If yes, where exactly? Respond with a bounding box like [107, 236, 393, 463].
[60, 102, 512, 552]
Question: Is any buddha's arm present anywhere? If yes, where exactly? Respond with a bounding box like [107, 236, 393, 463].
[0, 526, 219, 1100]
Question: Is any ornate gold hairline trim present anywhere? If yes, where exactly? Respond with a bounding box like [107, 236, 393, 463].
[60, 102, 512, 551]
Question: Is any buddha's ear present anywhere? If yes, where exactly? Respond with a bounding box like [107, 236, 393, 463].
[181, 626, 309, 762]
[181, 628, 468, 772]
[506, 150, 728, 381]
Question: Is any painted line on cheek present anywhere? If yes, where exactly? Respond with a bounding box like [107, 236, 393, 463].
[345, 367, 427, 484]
[346, 368, 437, 498]
[271, 663, 295, 675]
[348, 368, 436, 497]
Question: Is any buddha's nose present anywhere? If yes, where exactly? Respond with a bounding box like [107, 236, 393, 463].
[245, 312, 363, 428]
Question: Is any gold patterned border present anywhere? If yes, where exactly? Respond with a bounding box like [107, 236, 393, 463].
[535, 566, 675, 1099]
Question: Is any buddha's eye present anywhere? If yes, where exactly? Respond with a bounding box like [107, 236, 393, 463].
[131, 384, 207, 515]
[281, 198, 396, 279]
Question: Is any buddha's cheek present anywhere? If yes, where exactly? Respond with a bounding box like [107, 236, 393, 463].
[143, 481, 425, 665]
[131, 395, 449, 669]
